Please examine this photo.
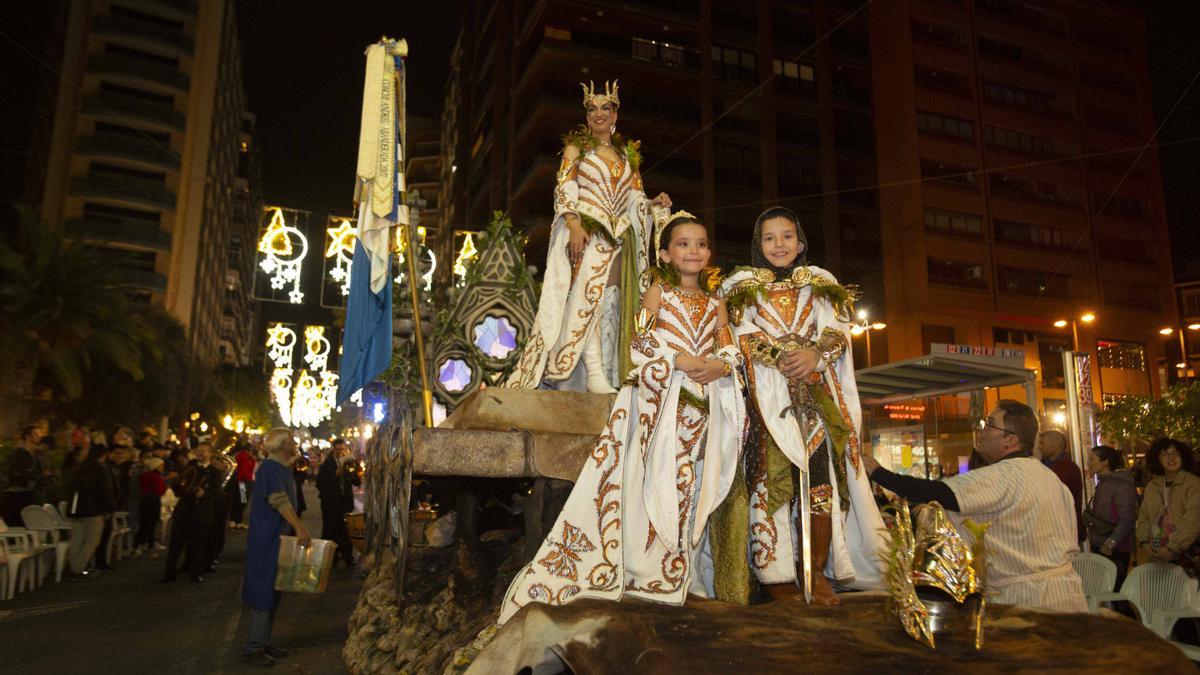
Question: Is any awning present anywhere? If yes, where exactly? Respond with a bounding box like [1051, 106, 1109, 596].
[854, 353, 1036, 406]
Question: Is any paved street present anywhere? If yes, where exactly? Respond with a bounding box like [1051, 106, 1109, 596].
[1, 485, 359, 674]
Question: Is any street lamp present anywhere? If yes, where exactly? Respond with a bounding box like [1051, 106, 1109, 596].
[1159, 324, 1200, 381]
[1053, 311, 1096, 351]
[850, 308, 887, 366]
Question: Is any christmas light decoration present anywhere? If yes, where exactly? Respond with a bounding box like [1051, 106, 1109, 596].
[325, 218, 357, 296]
[257, 207, 309, 303]
[454, 231, 479, 284]
[265, 323, 297, 369]
[303, 325, 331, 371]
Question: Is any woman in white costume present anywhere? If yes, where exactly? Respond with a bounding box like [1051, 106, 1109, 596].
[499, 214, 747, 624]
[506, 80, 671, 393]
[722, 206, 886, 605]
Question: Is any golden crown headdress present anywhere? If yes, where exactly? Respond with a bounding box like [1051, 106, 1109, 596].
[581, 79, 620, 108]
[884, 500, 989, 650]
[654, 210, 698, 259]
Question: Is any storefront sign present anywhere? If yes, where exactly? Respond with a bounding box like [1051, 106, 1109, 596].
[931, 343, 1025, 367]
[883, 403, 926, 420]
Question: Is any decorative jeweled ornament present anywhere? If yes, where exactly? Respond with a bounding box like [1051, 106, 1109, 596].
[580, 79, 620, 108]
[884, 499, 989, 650]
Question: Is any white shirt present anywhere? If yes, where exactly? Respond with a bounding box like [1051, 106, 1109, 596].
[943, 456, 1088, 612]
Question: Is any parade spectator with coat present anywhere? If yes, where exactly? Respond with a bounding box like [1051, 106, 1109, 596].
[1136, 438, 1200, 568]
[1084, 445, 1138, 587]
[66, 445, 116, 580]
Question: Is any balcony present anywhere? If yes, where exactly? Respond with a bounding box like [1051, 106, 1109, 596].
[75, 133, 180, 171]
[81, 91, 185, 132]
[117, 269, 168, 293]
[92, 13, 194, 58]
[65, 218, 172, 252]
[87, 53, 190, 95]
[110, 0, 197, 22]
[70, 175, 176, 211]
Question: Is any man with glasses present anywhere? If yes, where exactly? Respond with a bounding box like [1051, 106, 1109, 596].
[863, 399, 1087, 612]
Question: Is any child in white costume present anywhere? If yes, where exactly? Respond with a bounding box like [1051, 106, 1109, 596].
[722, 206, 886, 605]
[499, 214, 747, 624]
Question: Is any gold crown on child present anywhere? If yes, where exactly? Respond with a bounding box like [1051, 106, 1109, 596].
[654, 210, 698, 257]
[581, 80, 620, 108]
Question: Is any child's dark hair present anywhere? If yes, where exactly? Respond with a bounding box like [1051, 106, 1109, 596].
[755, 206, 802, 232]
[659, 214, 704, 251]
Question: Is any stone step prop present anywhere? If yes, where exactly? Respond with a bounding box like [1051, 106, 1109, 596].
[411, 387, 618, 562]
[413, 388, 617, 482]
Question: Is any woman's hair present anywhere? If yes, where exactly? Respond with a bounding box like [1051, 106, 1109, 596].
[1090, 445, 1124, 472]
[1145, 437, 1195, 476]
[658, 214, 704, 251]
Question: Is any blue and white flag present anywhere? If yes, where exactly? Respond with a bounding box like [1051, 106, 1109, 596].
[337, 40, 407, 405]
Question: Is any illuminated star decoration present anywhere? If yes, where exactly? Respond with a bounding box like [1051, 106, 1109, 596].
[265, 323, 297, 369]
[257, 207, 309, 303]
[325, 218, 357, 296]
[454, 231, 479, 286]
[303, 325, 331, 372]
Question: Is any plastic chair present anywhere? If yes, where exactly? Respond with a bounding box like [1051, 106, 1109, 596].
[57, 501, 69, 521]
[1094, 562, 1200, 637]
[1072, 552, 1118, 613]
[41, 504, 73, 537]
[21, 506, 69, 583]
[0, 522, 41, 599]
[111, 511, 132, 560]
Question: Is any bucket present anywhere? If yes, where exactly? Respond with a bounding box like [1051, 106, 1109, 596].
[274, 536, 337, 593]
[345, 512, 366, 554]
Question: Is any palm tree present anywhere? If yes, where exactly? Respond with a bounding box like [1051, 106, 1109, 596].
[0, 206, 156, 439]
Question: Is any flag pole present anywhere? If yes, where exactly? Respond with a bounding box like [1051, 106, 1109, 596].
[404, 222, 434, 427]
[390, 41, 433, 428]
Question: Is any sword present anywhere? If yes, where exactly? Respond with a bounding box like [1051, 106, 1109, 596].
[783, 374, 819, 605]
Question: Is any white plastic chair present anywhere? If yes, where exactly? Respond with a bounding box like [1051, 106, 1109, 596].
[1072, 552, 1118, 613]
[57, 501, 69, 521]
[41, 504, 73, 538]
[0, 523, 41, 599]
[109, 511, 132, 561]
[1094, 562, 1200, 637]
[21, 506, 69, 583]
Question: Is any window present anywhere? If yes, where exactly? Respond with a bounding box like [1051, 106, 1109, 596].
[977, 36, 1023, 62]
[103, 43, 179, 69]
[1182, 288, 1200, 318]
[82, 202, 160, 224]
[1101, 195, 1145, 219]
[924, 208, 982, 237]
[990, 174, 1080, 206]
[927, 258, 986, 288]
[773, 59, 816, 94]
[984, 125, 1054, 157]
[997, 266, 1069, 298]
[1102, 281, 1162, 312]
[1038, 335, 1070, 388]
[713, 45, 757, 83]
[994, 219, 1062, 248]
[94, 121, 171, 145]
[911, 19, 965, 50]
[90, 162, 165, 183]
[921, 159, 977, 189]
[1097, 235, 1153, 263]
[99, 81, 174, 106]
[1097, 341, 1147, 371]
[914, 65, 972, 97]
[632, 37, 691, 68]
[981, 80, 1053, 114]
[110, 3, 184, 29]
[917, 111, 975, 141]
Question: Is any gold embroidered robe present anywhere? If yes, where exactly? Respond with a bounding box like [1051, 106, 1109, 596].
[506, 143, 666, 390]
[499, 285, 744, 624]
[723, 266, 886, 589]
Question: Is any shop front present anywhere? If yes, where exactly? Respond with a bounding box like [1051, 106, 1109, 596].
[856, 345, 1036, 479]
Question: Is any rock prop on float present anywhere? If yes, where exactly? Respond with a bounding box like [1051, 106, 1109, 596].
[466, 593, 1193, 674]
[343, 537, 529, 674]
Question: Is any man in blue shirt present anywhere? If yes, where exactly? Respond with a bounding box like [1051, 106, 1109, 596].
[241, 428, 311, 667]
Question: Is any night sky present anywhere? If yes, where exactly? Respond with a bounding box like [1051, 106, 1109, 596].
[0, 2, 1196, 275]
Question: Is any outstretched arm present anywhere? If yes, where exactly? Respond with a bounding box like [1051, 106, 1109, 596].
[862, 454, 960, 510]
